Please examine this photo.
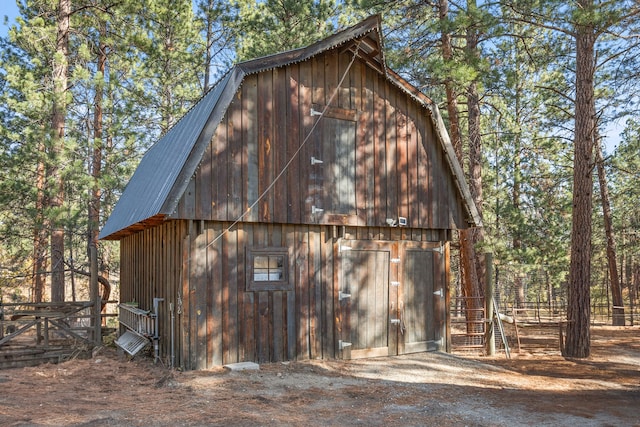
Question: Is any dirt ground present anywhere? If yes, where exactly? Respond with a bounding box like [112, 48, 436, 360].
[0, 325, 638, 427]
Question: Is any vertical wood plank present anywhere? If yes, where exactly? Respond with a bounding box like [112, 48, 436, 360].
[242, 223, 256, 361]
[208, 223, 223, 366]
[257, 291, 269, 363]
[244, 75, 259, 222]
[325, 50, 337, 107]
[385, 82, 398, 222]
[285, 226, 297, 359]
[188, 222, 198, 370]
[396, 93, 409, 224]
[273, 68, 288, 224]
[236, 223, 247, 361]
[363, 66, 375, 226]
[195, 228, 208, 370]
[222, 224, 239, 363]
[373, 74, 386, 226]
[286, 65, 301, 223]
[321, 226, 334, 359]
[347, 51, 357, 110]
[215, 110, 229, 220]
[295, 226, 310, 359]
[181, 223, 191, 370]
[414, 107, 429, 227]
[269, 222, 282, 247]
[427, 116, 441, 227]
[407, 103, 419, 228]
[273, 290, 283, 361]
[300, 60, 314, 222]
[197, 140, 212, 219]
[243, 292, 256, 362]
[230, 97, 244, 222]
[258, 70, 273, 222]
[309, 226, 321, 358]
[286, 289, 296, 360]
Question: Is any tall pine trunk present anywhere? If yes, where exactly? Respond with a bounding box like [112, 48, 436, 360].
[89, 21, 106, 252]
[512, 59, 524, 310]
[465, 0, 485, 312]
[89, 20, 111, 306]
[595, 134, 624, 325]
[565, 0, 596, 358]
[439, 0, 461, 161]
[202, 0, 214, 92]
[32, 142, 47, 303]
[438, 0, 483, 328]
[49, 0, 71, 302]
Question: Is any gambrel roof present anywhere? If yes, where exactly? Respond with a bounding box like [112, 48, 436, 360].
[100, 15, 481, 240]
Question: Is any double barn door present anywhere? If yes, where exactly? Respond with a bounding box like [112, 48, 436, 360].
[336, 241, 445, 359]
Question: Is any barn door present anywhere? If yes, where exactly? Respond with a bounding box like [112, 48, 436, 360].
[309, 116, 357, 221]
[399, 242, 446, 354]
[336, 241, 397, 360]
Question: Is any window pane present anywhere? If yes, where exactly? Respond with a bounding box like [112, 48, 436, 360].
[254, 256, 269, 281]
[255, 256, 269, 268]
[268, 255, 282, 269]
[270, 255, 284, 280]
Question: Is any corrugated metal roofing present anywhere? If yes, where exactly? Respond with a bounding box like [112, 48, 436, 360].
[99, 14, 480, 240]
[99, 71, 235, 239]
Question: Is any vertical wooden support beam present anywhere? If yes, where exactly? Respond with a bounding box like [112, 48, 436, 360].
[444, 241, 451, 352]
[484, 252, 495, 356]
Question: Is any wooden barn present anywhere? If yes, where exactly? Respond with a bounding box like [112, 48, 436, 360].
[99, 15, 481, 370]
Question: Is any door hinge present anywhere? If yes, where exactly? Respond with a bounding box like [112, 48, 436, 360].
[390, 318, 401, 325]
[390, 258, 401, 264]
[311, 156, 323, 165]
[312, 205, 324, 215]
[391, 281, 400, 287]
[430, 243, 444, 254]
[339, 340, 352, 350]
[339, 291, 352, 301]
[433, 288, 443, 297]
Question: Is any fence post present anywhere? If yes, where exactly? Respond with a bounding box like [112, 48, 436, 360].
[484, 252, 495, 356]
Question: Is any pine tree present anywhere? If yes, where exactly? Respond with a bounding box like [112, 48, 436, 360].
[233, 0, 340, 61]
[505, 0, 640, 358]
[194, 0, 235, 92]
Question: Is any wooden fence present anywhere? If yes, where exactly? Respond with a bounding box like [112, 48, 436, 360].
[0, 301, 115, 368]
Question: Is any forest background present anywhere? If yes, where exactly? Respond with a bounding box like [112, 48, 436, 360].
[1, 0, 639, 357]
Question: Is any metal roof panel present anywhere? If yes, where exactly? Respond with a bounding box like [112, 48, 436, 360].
[99, 72, 233, 239]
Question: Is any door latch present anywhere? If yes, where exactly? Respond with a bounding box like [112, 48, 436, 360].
[339, 291, 351, 301]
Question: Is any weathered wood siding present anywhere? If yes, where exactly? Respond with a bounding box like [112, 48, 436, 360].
[172, 49, 468, 230]
[120, 220, 446, 370]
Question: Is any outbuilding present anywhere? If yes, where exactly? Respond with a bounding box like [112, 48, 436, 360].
[100, 15, 481, 370]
